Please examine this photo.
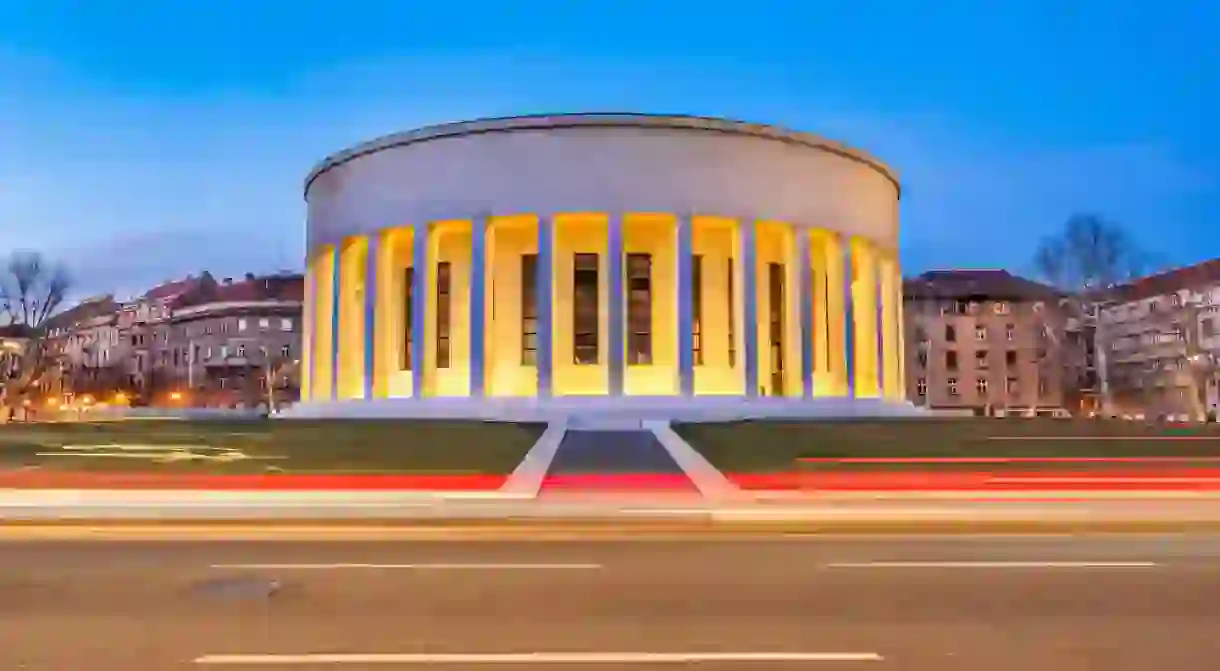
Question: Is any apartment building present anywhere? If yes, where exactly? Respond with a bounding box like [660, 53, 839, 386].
[161, 272, 303, 409]
[116, 274, 209, 396]
[1099, 259, 1220, 418]
[904, 270, 1074, 415]
[37, 295, 121, 399]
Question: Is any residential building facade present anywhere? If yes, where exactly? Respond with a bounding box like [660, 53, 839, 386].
[1099, 260, 1220, 419]
[903, 270, 1076, 415]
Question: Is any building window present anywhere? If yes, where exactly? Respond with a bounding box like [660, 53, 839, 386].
[435, 262, 451, 369]
[401, 267, 414, 370]
[259, 318, 270, 330]
[917, 351, 928, 368]
[281, 318, 293, 331]
[280, 345, 290, 358]
[727, 258, 736, 368]
[573, 253, 599, 365]
[692, 254, 703, 366]
[627, 253, 653, 365]
[947, 377, 959, 396]
[946, 350, 958, 371]
[976, 377, 988, 395]
[975, 350, 989, 369]
[994, 302, 1010, 315]
[945, 325, 956, 342]
[767, 262, 786, 395]
[1006, 350, 1017, 367]
[916, 377, 927, 397]
[521, 254, 538, 366]
[1204, 318, 1216, 338]
[1006, 376, 1019, 394]
[1005, 324, 1015, 341]
[974, 325, 987, 341]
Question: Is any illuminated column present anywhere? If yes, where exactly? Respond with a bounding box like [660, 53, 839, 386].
[329, 246, 341, 401]
[822, 233, 848, 395]
[536, 215, 554, 398]
[363, 234, 379, 400]
[607, 213, 625, 396]
[302, 255, 315, 401]
[798, 229, 814, 398]
[879, 251, 903, 401]
[469, 217, 487, 397]
[676, 214, 694, 396]
[851, 238, 880, 398]
[410, 223, 428, 398]
[739, 218, 759, 397]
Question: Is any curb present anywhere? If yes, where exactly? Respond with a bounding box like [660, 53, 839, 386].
[6, 518, 1220, 538]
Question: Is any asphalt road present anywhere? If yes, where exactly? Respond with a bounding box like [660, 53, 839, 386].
[6, 534, 1220, 669]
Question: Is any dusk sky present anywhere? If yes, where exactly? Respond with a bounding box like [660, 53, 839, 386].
[2, 1, 1216, 301]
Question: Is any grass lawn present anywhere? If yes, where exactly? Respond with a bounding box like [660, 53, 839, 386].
[0, 420, 547, 475]
[674, 419, 1220, 474]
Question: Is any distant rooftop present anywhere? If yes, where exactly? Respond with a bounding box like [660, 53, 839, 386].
[904, 269, 1062, 301]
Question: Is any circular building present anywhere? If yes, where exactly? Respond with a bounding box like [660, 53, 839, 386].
[294, 113, 906, 420]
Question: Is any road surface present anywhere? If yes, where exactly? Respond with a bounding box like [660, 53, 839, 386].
[5, 533, 1220, 669]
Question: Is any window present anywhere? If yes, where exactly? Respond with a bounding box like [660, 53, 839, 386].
[573, 253, 599, 365]
[1006, 376, 1019, 394]
[916, 377, 927, 397]
[1172, 293, 1182, 307]
[976, 377, 988, 395]
[974, 325, 987, 341]
[1006, 350, 1017, 367]
[692, 255, 703, 366]
[237, 345, 246, 358]
[435, 262, 451, 369]
[521, 254, 538, 365]
[947, 377, 959, 396]
[945, 325, 957, 342]
[994, 302, 1010, 315]
[727, 258, 736, 367]
[220, 321, 231, 334]
[627, 253, 653, 365]
[946, 350, 958, 371]
[280, 345, 291, 358]
[917, 351, 928, 368]
[767, 262, 786, 395]
[401, 267, 414, 370]
[259, 318, 270, 330]
[1005, 324, 1015, 341]
[975, 350, 989, 369]
[1204, 318, 1216, 338]
[281, 318, 293, 331]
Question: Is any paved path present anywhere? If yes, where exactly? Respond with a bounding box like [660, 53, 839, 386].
[542, 430, 698, 494]
[7, 534, 1220, 669]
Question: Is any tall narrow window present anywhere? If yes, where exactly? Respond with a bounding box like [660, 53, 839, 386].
[521, 254, 538, 365]
[627, 253, 653, 365]
[727, 257, 736, 367]
[573, 253, 599, 365]
[401, 267, 414, 370]
[435, 262, 451, 369]
[768, 262, 785, 395]
[692, 255, 703, 366]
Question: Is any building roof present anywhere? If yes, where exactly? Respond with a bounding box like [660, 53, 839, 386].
[0, 323, 34, 339]
[41, 295, 119, 333]
[142, 274, 209, 302]
[904, 270, 1063, 301]
[305, 112, 900, 199]
[176, 272, 304, 308]
[1104, 259, 1220, 304]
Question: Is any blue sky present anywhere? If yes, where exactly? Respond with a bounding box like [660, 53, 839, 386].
[1, 1, 1216, 300]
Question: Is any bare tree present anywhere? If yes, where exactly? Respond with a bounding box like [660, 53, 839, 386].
[0, 253, 72, 421]
[257, 346, 298, 412]
[1032, 214, 1152, 414]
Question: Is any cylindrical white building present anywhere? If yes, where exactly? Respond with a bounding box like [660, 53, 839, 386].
[294, 113, 906, 419]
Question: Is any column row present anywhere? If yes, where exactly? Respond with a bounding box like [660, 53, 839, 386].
[302, 214, 904, 402]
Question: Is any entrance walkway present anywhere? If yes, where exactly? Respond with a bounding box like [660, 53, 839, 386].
[540, 429, 699, 494]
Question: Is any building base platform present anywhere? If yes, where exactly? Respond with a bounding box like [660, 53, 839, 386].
[275, 396, 926, 424]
